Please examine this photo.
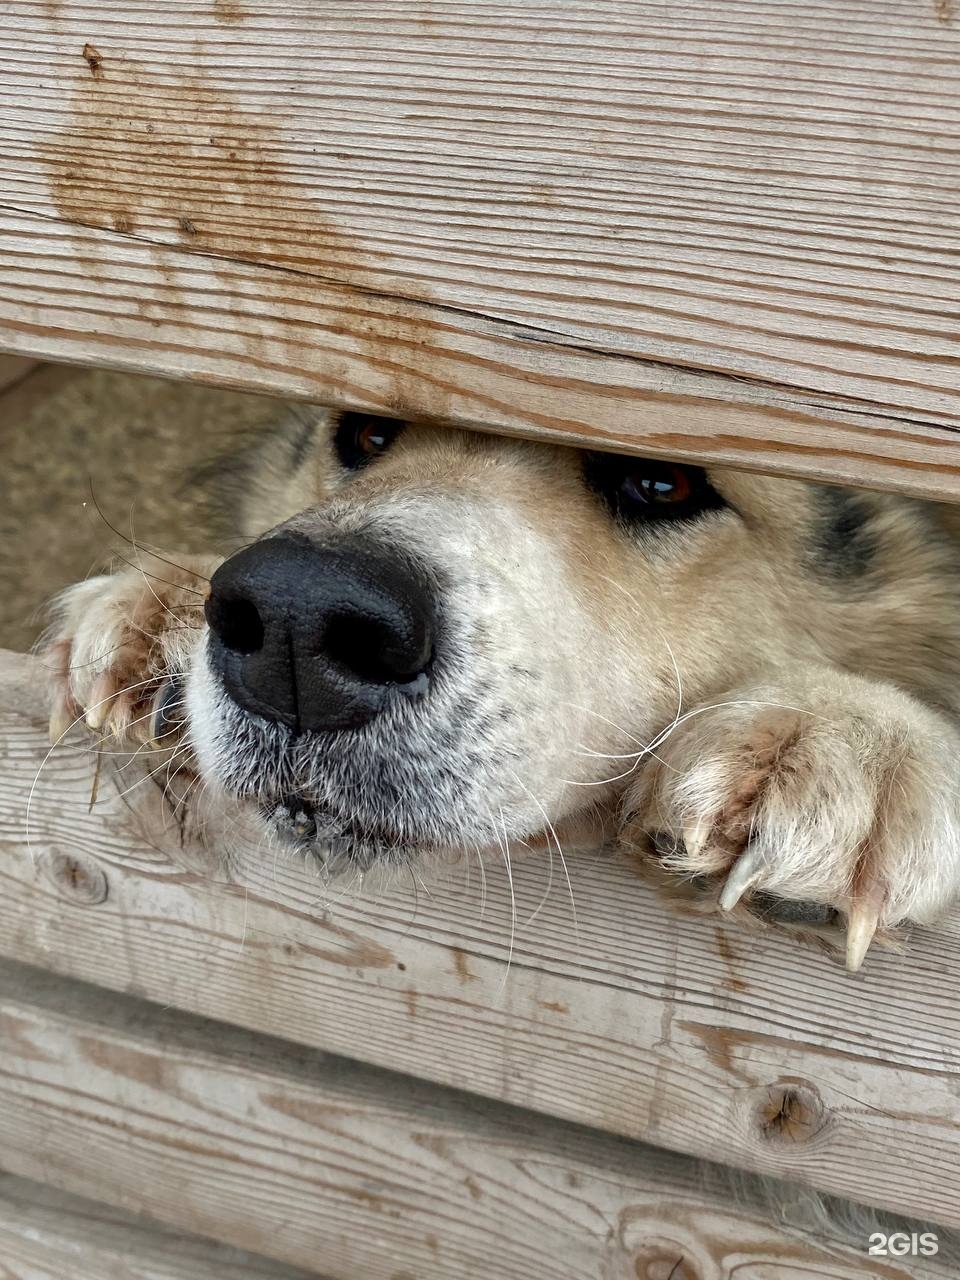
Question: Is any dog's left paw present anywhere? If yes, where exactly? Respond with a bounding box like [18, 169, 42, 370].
[43, 552, 218, 748]
[621, 669, 960, 969]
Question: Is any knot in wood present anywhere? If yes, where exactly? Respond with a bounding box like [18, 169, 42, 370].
[635, 1252, 698, 1279]
[40, 848, 109, 905]
[755, 1080, 824, 1145]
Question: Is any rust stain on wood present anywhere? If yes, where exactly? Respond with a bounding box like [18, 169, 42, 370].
[77, 1035, 174, 1091]
[295, 927, 396, 971]
[451, 947, 478, 984]
[714, 927, 748, 993]
[37, 49, 450, 423]
[39, 53, 337, 271]
[213, 0, 248, 22]
[81, 44, 104, 79]
[539, 999, 569, 1014]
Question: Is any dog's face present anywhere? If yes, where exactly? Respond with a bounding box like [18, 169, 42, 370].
[185, 409, 958, 871]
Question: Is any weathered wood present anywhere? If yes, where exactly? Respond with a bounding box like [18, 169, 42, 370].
[3, 649, 960, 1233]
[2, 959, 955, 1280]
[0, 1172, 321, 1280]
[1, 2, 960, 500]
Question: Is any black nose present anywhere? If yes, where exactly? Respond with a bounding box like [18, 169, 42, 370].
[205, 534, 435, 732]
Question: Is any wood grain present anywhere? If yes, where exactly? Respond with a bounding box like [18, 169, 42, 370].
[0, 1173, 321, 1280]
[3, 650, 960, 1234]
[2, 959, 955, 1280]
[1, 2, 960, 499]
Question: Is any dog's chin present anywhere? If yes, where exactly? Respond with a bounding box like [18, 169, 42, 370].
[257, 795, 430, 873]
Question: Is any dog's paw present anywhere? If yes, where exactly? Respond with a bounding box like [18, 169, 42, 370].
[44, 552, 219, 747]
[621, 670, 960, 969]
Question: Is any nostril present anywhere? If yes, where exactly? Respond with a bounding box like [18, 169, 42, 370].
[205, 593, 265, 656]
[323, 613, 432, 686]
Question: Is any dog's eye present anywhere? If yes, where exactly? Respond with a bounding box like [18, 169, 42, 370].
[583, 452, 726, 522]
[335, 412, 405, 470]
[621, 463, 693, 508]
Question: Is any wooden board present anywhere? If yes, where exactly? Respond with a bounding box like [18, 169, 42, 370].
[0, 1173, 321, 1280]
[4, 646, 960, 1235]
[1, 2, 960, 500]
[2, 958, 956, 1280]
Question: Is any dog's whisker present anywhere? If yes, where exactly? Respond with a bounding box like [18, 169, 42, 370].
[564, 698, 822, 791]
[494, 809, 517, 996]
[82, 483, 211, 586]
[509, 771, 579, 947]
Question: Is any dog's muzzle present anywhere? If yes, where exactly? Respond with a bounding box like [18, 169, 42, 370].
[204, 532, 436, 732]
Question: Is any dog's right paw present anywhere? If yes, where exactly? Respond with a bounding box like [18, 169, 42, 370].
[44, 553, 219, 747]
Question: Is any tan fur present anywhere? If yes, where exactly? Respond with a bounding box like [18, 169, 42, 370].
[45, 407, 960, 960]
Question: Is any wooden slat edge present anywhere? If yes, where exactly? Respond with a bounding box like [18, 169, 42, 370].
[2, 209, 959, 504]
[0, 1171, 323, 1280]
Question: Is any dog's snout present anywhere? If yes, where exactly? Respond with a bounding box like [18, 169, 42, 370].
[205, 534, 435, 731]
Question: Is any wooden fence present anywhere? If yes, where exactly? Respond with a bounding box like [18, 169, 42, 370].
[2, 1, 960, 1274]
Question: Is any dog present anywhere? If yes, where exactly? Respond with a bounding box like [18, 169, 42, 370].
[45, 405, 960, 971]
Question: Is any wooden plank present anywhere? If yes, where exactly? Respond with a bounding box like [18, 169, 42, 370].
[1, 2, 959, 500]
[0, 1173, 321, 1280]
[4, 647, 960, 1233]
[2, 959, 956, 1280]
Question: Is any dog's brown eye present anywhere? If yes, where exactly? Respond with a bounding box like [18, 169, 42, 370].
[582, 451, 726, 524]
[335, 412, 405, 471]
[357, 422, 390, 456]
[621, 463, 693, 507]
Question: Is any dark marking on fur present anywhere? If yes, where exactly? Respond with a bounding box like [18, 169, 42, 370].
[811, 487, 878, 579]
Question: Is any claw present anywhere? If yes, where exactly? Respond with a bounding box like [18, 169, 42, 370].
[48, 701, 75, 746]
[719, 843, 765, 911]
[845, 854, 886, 972]
[845, 902, 879, 973]
[85, 706, 106, 732]
[85, 672, 116, 732]
[844, 849, 890, 967]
